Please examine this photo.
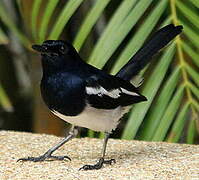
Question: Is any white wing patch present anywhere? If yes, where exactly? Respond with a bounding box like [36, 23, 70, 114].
[86, 86, 140, 98]
[86, 86, 120, 99]
[120, 88, 140, 96]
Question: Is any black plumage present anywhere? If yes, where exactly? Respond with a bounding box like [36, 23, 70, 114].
[39, 40, 147, 115]
[85, 75, 146, 109]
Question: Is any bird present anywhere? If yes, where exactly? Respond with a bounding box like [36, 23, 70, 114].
[18, 24, 183, 170]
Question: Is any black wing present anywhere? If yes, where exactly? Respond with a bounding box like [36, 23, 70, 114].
[85, 75, 147, 109]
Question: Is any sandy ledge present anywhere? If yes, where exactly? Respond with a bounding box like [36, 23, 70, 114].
[0, 130, 199, 179]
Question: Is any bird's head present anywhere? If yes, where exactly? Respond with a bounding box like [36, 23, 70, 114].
[32, 40, 82, 74]
[32, 40, 76, 57]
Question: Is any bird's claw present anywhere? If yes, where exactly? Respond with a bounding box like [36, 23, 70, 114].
[46, 155, 71, 161]
[17, 156, 46, 162]
[103, 158, 116, 165]
[17, 154, 71, 162]
[79, 158, 116, 171]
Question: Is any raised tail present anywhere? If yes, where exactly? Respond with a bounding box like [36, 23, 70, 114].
[116, 24, 183, 81]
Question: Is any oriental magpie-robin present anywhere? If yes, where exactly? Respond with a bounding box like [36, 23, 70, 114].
[18, 24, 183, 170]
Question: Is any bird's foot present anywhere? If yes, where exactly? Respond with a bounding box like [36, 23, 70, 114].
[17, 153, 71, 162]
[79, 158, 116, 170]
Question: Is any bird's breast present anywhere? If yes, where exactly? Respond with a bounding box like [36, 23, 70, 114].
[40, 73, 86, 116]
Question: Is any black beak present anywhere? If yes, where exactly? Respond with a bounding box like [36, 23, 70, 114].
[32, 44, 47, 53]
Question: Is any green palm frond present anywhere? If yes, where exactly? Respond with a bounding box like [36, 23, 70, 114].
[0, 85, 13, 112]
[31, 0, 42, 40]
[0, 0, 198, 143]
[0, 27, 8, 44]
[123, 0, 199, 143]
[48, 0, 83, 40]
[0, 1, 30, 47]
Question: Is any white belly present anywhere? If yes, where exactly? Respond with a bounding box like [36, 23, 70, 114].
[51, 105, 130, 133]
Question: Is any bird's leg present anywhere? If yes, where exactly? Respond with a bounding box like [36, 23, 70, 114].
[17, 126, 78, 162]
[79, 132, 116, 170]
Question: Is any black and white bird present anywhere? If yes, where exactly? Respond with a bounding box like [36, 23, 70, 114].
[18, 24, 183, 170]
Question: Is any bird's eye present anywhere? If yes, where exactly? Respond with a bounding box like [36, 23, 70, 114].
[60, 46, 65, 51]
[43, 46, 48, 50]
[59, 45, 66, 54]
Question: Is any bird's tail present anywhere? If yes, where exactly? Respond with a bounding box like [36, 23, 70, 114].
[116, 24, 183, 81]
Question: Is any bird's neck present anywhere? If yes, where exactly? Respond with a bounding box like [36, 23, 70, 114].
[41, 53, 84, 77]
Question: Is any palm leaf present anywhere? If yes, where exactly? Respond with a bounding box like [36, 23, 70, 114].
[122, 44, 175, 139]
[73, 0, 111, 51]
[88, 0, 153, 68]
[0, 1, 30, 47]
[122, 0, 199, 142]
[31, 0, 42, 40]
[0, 85, 13, 112]
[152, 85, 184, 141]
[111, 0, 168, 75]
[140, 67, 181, 140]
[167, 103, 189, 143]
[0, 0, 198, 143]
[38, 0, 59, 43]
[0, 28, 9, 44]
[48, 0, 83, 40]
[182, 43, 199, 67]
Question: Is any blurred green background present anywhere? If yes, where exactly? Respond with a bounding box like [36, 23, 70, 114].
[0, 0, 198, 143]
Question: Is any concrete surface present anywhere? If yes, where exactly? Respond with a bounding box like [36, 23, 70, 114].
[0, 131, 199, 179]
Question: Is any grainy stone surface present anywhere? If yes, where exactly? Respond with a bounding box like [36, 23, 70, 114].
[0, 131, 199, 179]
